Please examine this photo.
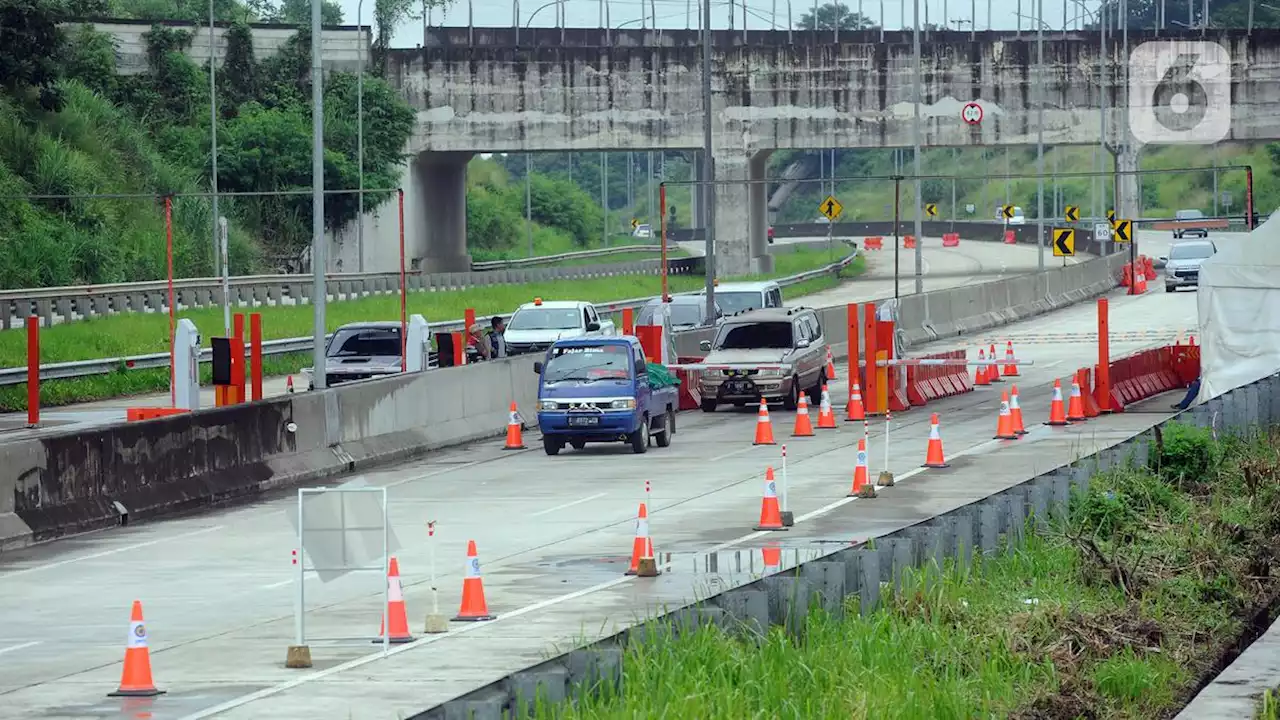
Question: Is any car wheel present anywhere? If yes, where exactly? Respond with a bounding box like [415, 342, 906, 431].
[700, 399, 717, 413]
[543, 436, 563, 456]
[655, 410, 673, 448]
[808, 370, 826, 406]
[629, 425, 648, 454]
[783, 378, 799, 411]
[1165, 284, 1175, 293]
[570, 439, 587, 450]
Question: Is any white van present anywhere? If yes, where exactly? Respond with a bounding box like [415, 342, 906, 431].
[702, 281, 784, 315]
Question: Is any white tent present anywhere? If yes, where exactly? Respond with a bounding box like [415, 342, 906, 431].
[1195, 212, 1280, 403]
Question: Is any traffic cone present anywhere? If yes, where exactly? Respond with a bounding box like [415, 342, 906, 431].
[286, 375, 295, 393]
[762, 543, 782, 573]
[1045, 379, 1070, 426]
[374, 557, 415, 644]
[845, 382, 866, 422]
[987, 343, 1002, 382]
[923, 413, 948, 468]
[974, 349, 990, 386]
[825, 346, 838, 381]
[1066, 375, 1087, 422]
[625, 503, 660, 577]
[816, 385, 837, 429]
[1002, 341, 1020, 377]
[1010, 384, 1027, 435]
[452, 541, 495, 622]
[1082, 370, 1101, 418]
[848, 437, 870, 496]
[753, 399, 776, 445]
[792, 394, 815, 437]
[994, 392, 1019, 440]
[504, 402, 525, 450]
[107, 601, 164, 697]
[754, 468, 787, 531]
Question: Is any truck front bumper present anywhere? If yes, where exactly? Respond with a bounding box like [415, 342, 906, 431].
[699, 375, 793, 403]
[537, 410, 641, 438]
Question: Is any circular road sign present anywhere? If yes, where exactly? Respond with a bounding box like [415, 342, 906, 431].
[961, 102, 984, 125]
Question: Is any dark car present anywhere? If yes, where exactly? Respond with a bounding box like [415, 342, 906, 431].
[1173, 209, 1210, 239]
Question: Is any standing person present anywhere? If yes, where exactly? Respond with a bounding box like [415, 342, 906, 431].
[466, 324, 490, 362]
[488, 316, 507, 359]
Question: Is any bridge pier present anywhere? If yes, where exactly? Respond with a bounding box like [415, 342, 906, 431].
[1115, 144, 1143, 220]
[714, 150, 774, 277]
[415, 151, 474, 273]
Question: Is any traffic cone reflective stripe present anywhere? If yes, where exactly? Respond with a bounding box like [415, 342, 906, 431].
[504, 402, 526, 450]
[848, 437, 870, 496]
[816, 385, 837, 429]
[1010, 385, 1027, 435]
[975, 349, 990, 386]
[987, 343, 1002, 381]
[923, 413, 949, 468]
[286, 375, 295, 393]
[754, 468, 787, 531]
[1002, 341, 1020, 377]
[107, 601, 164, 697]
[753, 399, 776, 445]
[825, 346, 838, 381]
[762, 544, 782, 572]
[792, 394, 815, 437]
[453, 541, 495, 622]
[1067, 376, 1087, 421]
[994, 392, 1019, 439]
[626, 503, 657, 575]
[845, 382, 866, 422]
[1045, 379, 1070, 426]
[375, 557, 415, 643]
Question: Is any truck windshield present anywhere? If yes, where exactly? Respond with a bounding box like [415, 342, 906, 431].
[714, 291, 763, 314]
[1170, 243, 1214, 260]
[327, 328, 401, 358]
[542, 346, 632, 382]
[715, 322, 793, 350]
[509, 308, 580, 331]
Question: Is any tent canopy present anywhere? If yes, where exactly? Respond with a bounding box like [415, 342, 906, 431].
[1195, 212, 1280, 402]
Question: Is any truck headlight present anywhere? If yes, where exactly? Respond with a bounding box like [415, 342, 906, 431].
[610, 399, 637, 409]
[538, 400, 559, 411]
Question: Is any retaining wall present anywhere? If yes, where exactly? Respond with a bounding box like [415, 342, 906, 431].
[417, 364, 1280, 720]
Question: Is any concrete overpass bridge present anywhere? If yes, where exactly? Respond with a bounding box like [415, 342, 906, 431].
[342, 27, 1280, 275]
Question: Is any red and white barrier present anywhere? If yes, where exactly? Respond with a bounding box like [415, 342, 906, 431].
[941, 232, 960, 247]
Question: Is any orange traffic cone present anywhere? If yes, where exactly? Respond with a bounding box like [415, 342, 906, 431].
[1066, 375, 1087, 422]
[625, 503, 659, 576]
[107, 601, 164, 697]
[1010, 384, 1027, 435]
[816, 385, 837, 429]
[974, 349, 990, 386]
[504, 402, 525, 450]
[754, 468, 787, 531]
[987, 343, 1002, 382]
[1002, 341, 1020, 377]
[374, 557, 415, 644]
[762, 543, 782, 573]
[452, 541, 495, 622]
[845, 382, 866, 422]
[792, 394, 815, 437]
[849, 436, 870, 496]
[994, 392, 1019, 440]
[753, 399, 776, 445]
[825, 346, 838, 381]
[286, 375, 295, 393]
[923, 413, 949, 468]
[1045, 379, 1070, 426]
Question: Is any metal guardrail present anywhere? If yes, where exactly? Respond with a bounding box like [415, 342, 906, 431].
[469, 244, 661, 269]
[0, 248, 857, 386]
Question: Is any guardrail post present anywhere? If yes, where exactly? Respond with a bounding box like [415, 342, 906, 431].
[26, 316, 38, 428]
[250, 313, 263, 401]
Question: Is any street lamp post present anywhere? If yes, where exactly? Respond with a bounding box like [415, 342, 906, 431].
[1036, 0, 1046, 273]
[912, 0, 923, 294]
[701, 0, 716, 318]
[357, 0, 366, 272]
[209, 0, 226, 335]
[310, 0, 328, 390]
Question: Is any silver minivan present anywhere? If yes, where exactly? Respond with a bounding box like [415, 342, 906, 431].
[1162, 240, 1216, 292]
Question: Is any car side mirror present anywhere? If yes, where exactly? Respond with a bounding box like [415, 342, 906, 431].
[533, 361, 543, 374]
[796, 338, 811, 348]
[586, 321, 601, 332]
[1158, 256, 1168, 263]
[699, 340, 711, 352]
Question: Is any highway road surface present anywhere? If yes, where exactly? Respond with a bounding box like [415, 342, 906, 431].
[0, 251, 1205, 719]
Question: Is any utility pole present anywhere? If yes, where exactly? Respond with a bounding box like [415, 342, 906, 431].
[911, 0, 923, 294]
[309, 0, 327, 390]
[701, 0, 717, 317]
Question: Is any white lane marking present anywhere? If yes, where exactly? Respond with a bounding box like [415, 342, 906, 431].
[384, 459, 490, 489]
[0, 525, 226, 580]
[0, 641, 40, 656]
[709, 445, 756, 463]
[176, 574, 634, 720]
[260, 580, 292, 590]
[1040, 360, 1064, 369]
[530, 492, 608, 517]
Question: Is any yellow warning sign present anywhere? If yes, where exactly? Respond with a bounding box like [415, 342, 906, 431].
[819, 195, 844, 222]
[1053, 228, 1076, 257]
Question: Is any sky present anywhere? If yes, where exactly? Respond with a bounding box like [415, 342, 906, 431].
[333, 0, 1112, 49]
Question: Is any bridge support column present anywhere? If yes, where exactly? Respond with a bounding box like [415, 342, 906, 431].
[1114, 144, 1143, 220]
[415, 151, 474, 273]
[713, 150, 773, 277]
[748, 150, 774, 274]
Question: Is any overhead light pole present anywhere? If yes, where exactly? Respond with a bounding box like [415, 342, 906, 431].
[701, 0, 716, 318]
[209, 0, 226, 334]
[912, 0, 923, 294]
[311, 0, 328, 390]
[357, 0, 366, 272]
[1036, 0, 1046, 273]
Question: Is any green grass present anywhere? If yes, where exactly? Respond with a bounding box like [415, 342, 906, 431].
[531, 423, 1280, 719]
[1261, 688, 1280, 720]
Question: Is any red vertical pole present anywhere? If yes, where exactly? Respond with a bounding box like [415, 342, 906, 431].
[234, 313, 246, 403]
[847, 303, 860, 393]
[1246, 166, 1255, 230]
[659, 184, 669, 302]
[453, 332, 465, 366]
[1097, 297, 1112, 412]
[250, 313, 263, 401]
[398, 189, 407, 371]
[26, 317, 38, 427]
[165, 195, 175, 407]
[622, 307, 634, 336]
[863, 301, 878, 414]
[464, 308, 476, 335]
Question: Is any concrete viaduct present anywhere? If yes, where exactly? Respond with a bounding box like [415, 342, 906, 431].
[335, 27, 1280, 274]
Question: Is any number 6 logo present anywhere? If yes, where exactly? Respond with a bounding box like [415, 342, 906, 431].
[961, 102, 983, 125]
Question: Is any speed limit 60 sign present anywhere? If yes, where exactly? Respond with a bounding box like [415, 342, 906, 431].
[961, 102, 983, 125]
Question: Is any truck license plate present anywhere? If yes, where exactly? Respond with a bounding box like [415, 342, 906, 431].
[728, 380, 755, 394]
[568, 415, 600, 427]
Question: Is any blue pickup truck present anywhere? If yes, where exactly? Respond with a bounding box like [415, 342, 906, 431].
[532, 336, 679, 455]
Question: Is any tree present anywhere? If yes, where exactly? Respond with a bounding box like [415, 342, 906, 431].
[0, 0, 68, 109]
[795, 2, 876, 30]
[371, 0, 417, 74]
[219, 21, 256, 116]
[270, 0, 345, 25]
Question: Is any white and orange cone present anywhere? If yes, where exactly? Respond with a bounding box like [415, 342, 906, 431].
[825, 346, 838, 381]
[1002, 341, 1020, 377]
[1067, 375, 1087, 422]
[1045, 379, 1070, 426]
[923, 413, 948, 468]
[762, 543, 782, 573]
[816, 385, 837, 429]
[974, 349, 990, 386]
[625, 503, 659, 576]
[848, 437, 870, 496]
[374, 557, 415, 644]
[754, 468, 787, 531]
[994, 392, 1019, 440]
[504, 402, 525, 450]
[107, 601, 164, 697]
[753, 398, 776, 445]
[452, 541, 495, 622]
[845, 382, 866, 422]
[792, 394, 815, 437]
[987, 343, 1002, 382]
[1010, 384, 1028, 435]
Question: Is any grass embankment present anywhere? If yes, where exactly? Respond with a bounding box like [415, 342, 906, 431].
[1263, 689, 1280, 719]
[535, 422, 1280, 720]
[0, 247, 861, 411]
